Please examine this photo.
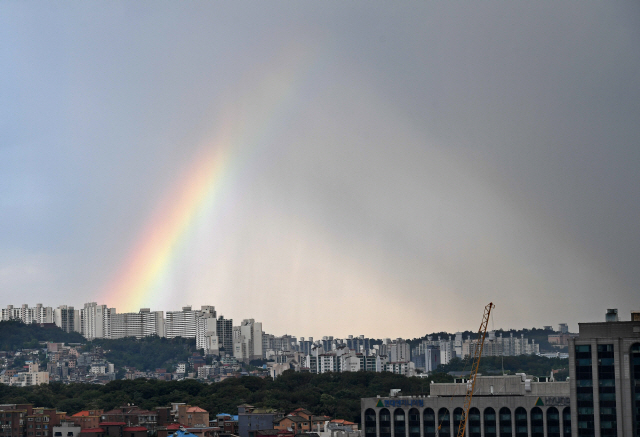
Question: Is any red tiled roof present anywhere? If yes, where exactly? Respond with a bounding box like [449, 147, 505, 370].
[186, 407, 207, 413]
[123, 427, 147, 432]
[73, 411, 90, 417]
[166, 424, 181, 430]
[80, 428, 105, 433]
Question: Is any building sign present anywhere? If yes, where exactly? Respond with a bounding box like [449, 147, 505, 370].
[535, 397, 570, 407]
[376, 399, 424, 408]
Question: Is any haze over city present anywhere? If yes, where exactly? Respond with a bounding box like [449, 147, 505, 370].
[1, 2, 639, 339]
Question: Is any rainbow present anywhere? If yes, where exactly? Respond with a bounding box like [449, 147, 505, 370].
[103, 43, 316, 312]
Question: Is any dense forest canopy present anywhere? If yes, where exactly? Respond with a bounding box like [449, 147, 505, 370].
[0, 371, 452, 423]
[0, 320, 85, 350]
[85, 336, 198, 372]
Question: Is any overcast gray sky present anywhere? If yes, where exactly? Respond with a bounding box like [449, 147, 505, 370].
[1, 2, 639, 339]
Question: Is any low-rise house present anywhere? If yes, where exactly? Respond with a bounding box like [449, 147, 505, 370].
[122, 426, 147, 437]
[26, 407, 63, 437]
[254, 430, 294, 437]
[53, 422, 81, 437]
[99, 422, 126, 437]
[69, 411, 103, 429]
[156, 423, 181, 437]
[211, 414, 238, 435]
[274, 409, 329, 434]
[177, 405, 209, 427]
[237, 405, 283, 437]
[101, 407, 157, 431]
[78, 428, 105, 437]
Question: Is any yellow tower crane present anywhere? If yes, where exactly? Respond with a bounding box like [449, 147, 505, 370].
[456, 302, 494, 437]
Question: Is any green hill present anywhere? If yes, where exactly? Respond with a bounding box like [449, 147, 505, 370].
[0, 320, 85, 351]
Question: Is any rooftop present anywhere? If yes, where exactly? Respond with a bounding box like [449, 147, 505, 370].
[430, 374, 569, 398]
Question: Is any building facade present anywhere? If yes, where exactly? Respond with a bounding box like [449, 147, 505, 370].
[54, 305, 77, 333]
[362, 375, 571, 437]
[568, 314, 640, 437]
[80, 303, 111, 340]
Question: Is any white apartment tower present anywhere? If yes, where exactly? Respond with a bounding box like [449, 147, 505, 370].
[54, 305, 77, 333]
[110, 308, 165, 339]
[80, 302, 111, 340]
[233, 319, 263, 362]
[141, 308, 165, 337]
[165, 306, 199, 338]
[195, 306, 218, 355]
[388, 339, 410, 363]
[2, 304, 54, 324]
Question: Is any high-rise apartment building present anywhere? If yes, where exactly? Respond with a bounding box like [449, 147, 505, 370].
[196, 306, 218, 355]
[141, 308, 165, 337]
[2, 304, 54, 324]
[54, 305, 77, 333]
[80, 302, 111, 340]
[110, 311, 142, 339]
[110, 308, 165, 339]
[165, 306, 199, 338]
[217, 315, 233, 352]
[298, 337, 314, 356]
[233, 319, 263, 362]
[388, 339, 410, 363]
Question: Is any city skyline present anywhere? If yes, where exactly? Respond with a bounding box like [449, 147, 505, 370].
[1, 2, 639, 339]
[0, 300, 614, 341]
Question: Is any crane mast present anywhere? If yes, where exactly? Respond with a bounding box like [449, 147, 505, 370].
[456, 302, 494, 437]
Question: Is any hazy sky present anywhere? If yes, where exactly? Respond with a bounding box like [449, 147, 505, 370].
[1, 2, 639, 339]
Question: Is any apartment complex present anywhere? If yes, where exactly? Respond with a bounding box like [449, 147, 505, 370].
[111, 309, 164, 339]
[1, 304, 53, 324]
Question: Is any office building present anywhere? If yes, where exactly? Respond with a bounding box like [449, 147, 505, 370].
[569, 309, 640, 436]
[362, 374, 571, 437]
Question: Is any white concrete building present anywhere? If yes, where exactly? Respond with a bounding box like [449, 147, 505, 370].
[388, 339, 410, 363]
[53, 422, 81, 437]
[5, 363, 49, 387]
[3, 304, 55, 324]
[233, 319, 263, 362]
[80, 302, 111, 340]
[54, 305, 78, 333]
[165, 306, 199, 338]
[111, 308, 165, 339]
[196, 306, 219, 355]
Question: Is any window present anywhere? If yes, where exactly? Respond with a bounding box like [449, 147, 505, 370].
[423, 408, 436, 437]
[484, 407, 497, 437]
[499, 407, 512, 437]
[576, 344, 595, 437]
[364, 408, 376, 437]
[394, 409, 405, 437]
[598, 344, 617, 436]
